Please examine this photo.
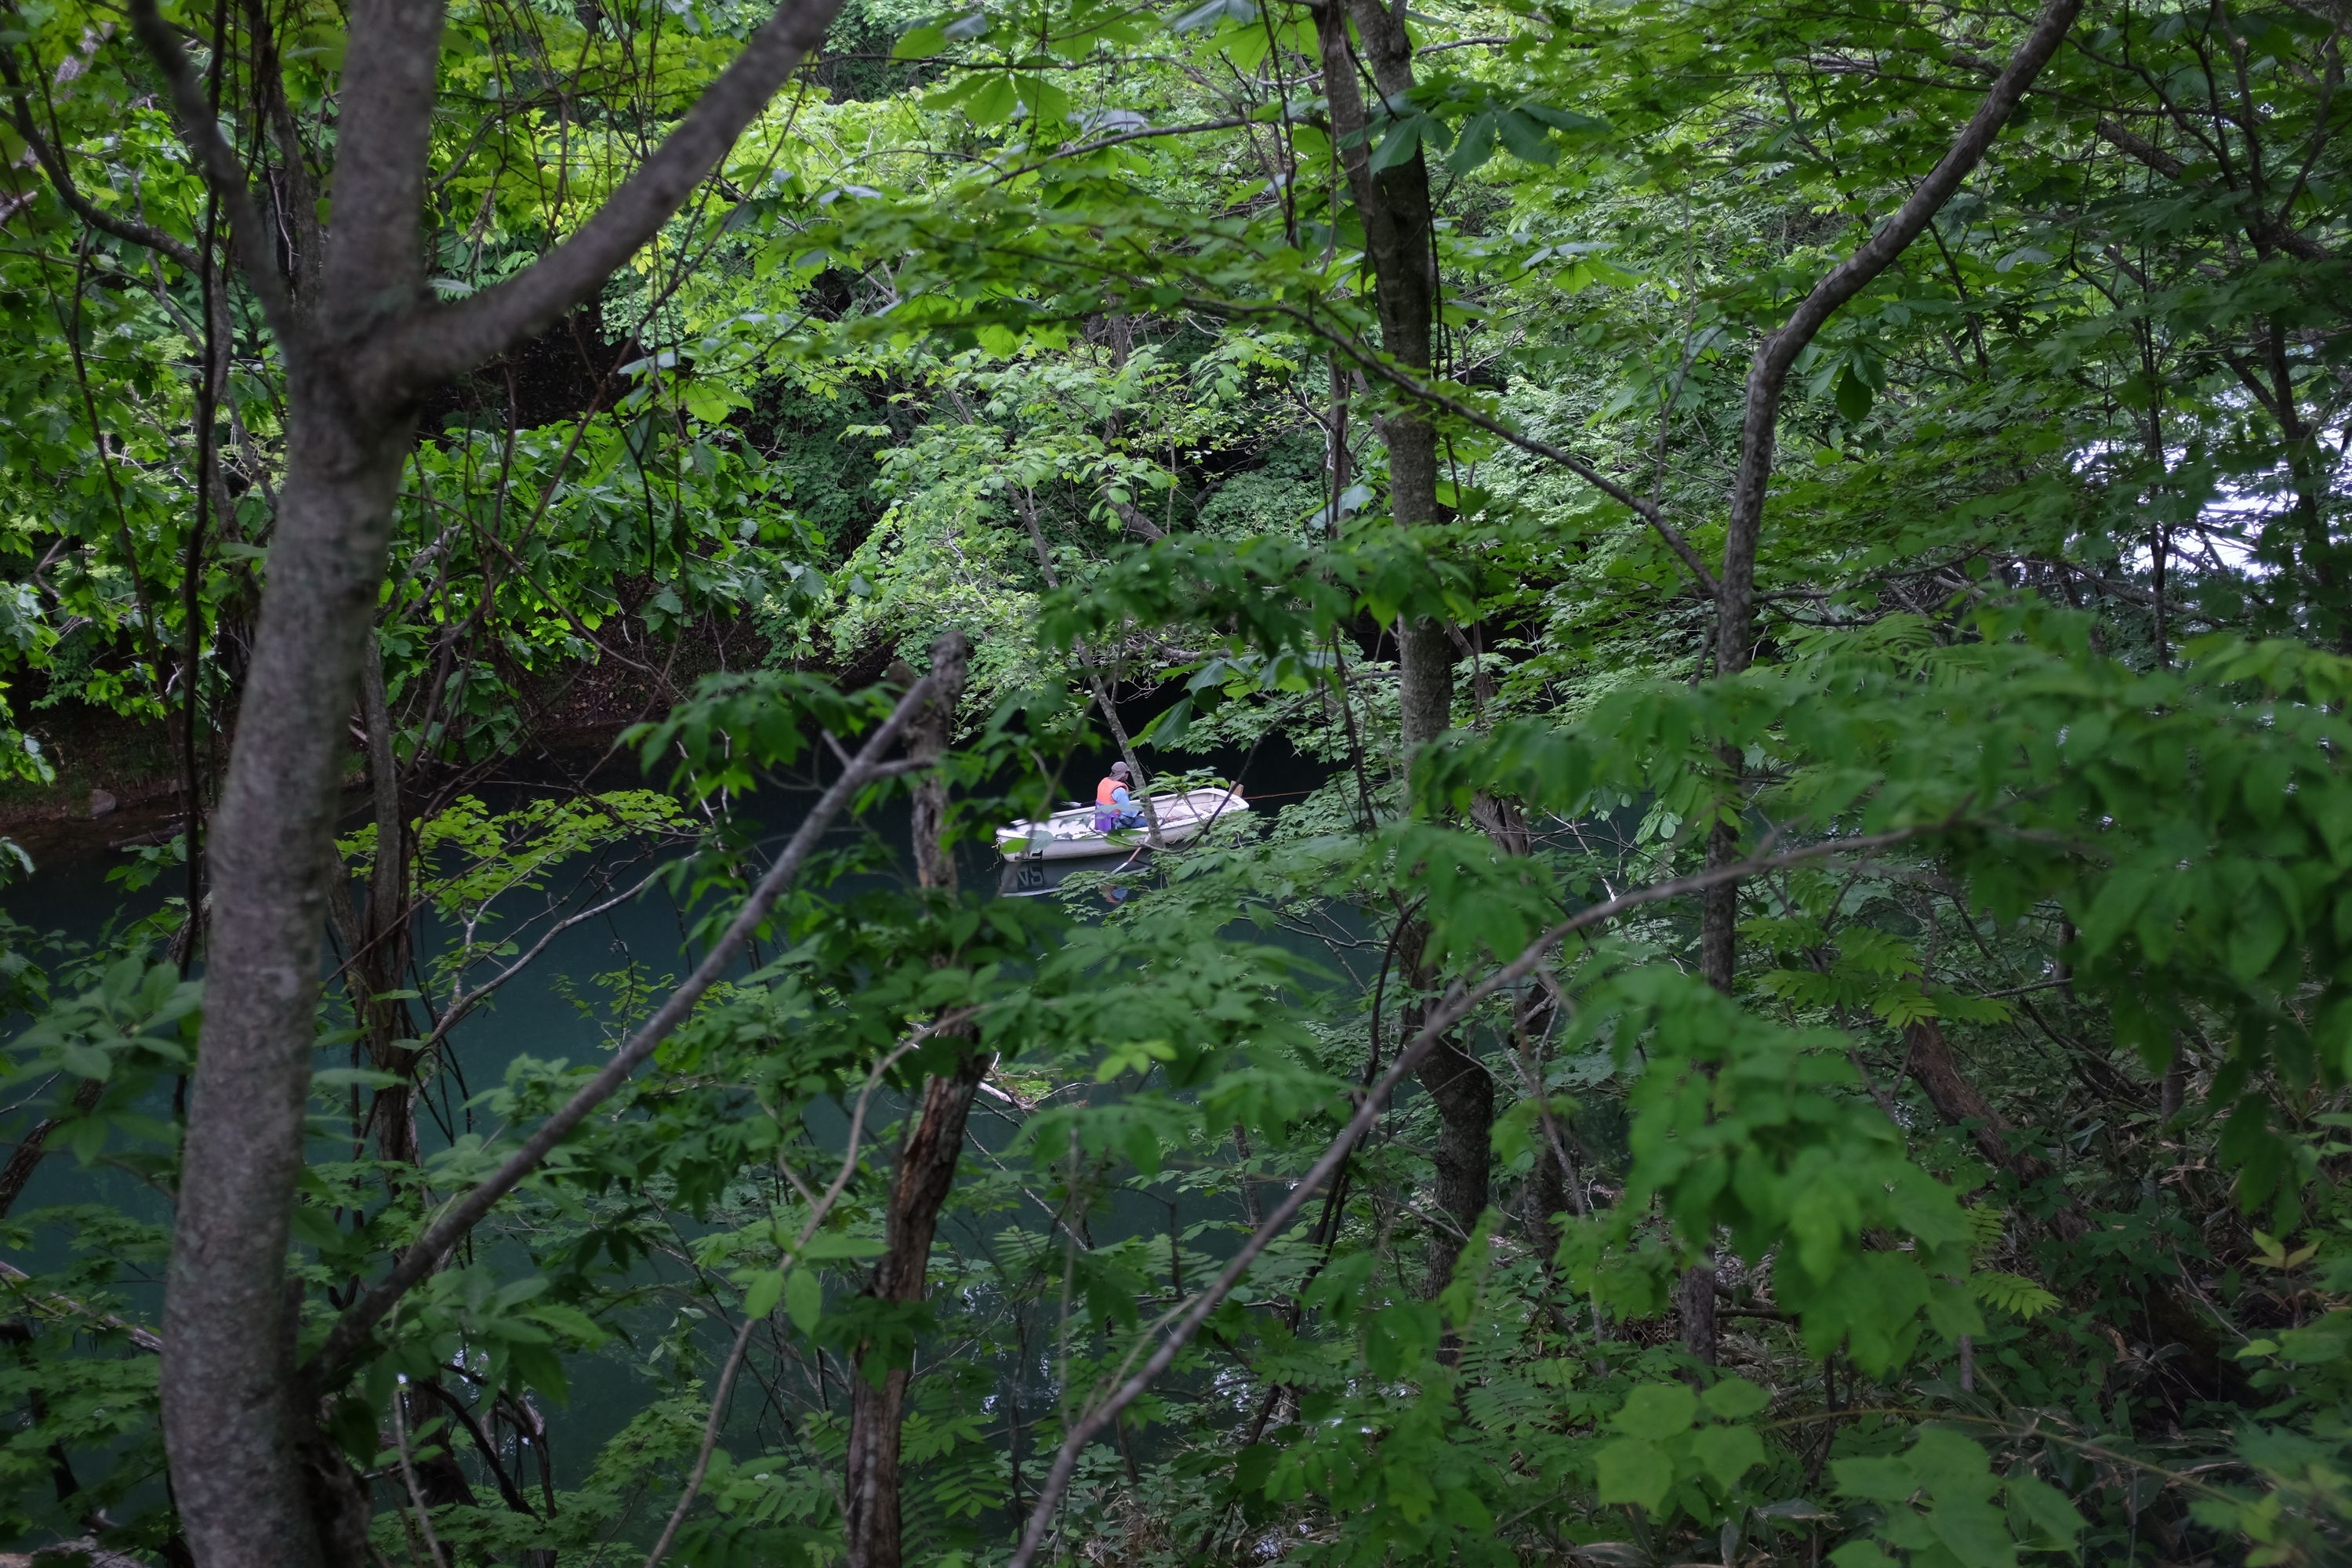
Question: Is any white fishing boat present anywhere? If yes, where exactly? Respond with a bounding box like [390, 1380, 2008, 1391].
[994, 784, 1250, 862]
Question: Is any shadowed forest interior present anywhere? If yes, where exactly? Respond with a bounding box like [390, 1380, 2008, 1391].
[0, 0, 2349, 1563]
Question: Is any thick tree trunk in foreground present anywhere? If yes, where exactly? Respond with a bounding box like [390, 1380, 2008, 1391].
[163, 368, 423, 1568]
[112, 0, 852, 1555]
[844, 634, 982, 1568]
[147, 0, 448, 1547]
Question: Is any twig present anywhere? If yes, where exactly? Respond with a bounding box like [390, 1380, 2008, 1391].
[303, 657, 955, 1388]
[0, 1261, 162, 1352]
[641, 1019, 941, 1567]
[390, 1385, 453, 1568]
[1004, 819, 1950, 1566]
[122, 0, 301, 347]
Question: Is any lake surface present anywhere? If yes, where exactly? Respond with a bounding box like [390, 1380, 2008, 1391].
[0, 737, 1340, 1528]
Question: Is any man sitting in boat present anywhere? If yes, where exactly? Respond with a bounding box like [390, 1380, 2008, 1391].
[1094, 762, 1145, 832]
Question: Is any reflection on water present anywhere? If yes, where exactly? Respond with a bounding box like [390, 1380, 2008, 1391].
[995, 848, 1150, 902]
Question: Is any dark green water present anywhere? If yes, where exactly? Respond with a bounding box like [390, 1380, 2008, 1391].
[0, 740, 1340, 1523]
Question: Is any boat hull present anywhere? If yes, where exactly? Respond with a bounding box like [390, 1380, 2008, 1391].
[994, 786, 1249, 862]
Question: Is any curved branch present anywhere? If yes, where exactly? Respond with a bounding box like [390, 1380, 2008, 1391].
[122, 0, 301, 347]
[1004, 820, 1944, 1567]
[0, 46, 200, 268]
[377, 0, 848, 394]
[1714, 0, 2085, 678]
[300, 646, 959, 1388]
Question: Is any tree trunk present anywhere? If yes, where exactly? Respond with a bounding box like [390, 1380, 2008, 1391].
[1902, 1019, 2060, 1191]
[128, 0, 853, 1548]
[1308, 0, 1451, 768]
[1415, 1037, 1494, 1285]
[844, 633, 982, 1568]
[164, 370, 421, 1565]
[1309, 0, 1500, 1293]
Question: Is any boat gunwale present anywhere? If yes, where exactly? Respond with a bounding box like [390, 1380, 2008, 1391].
[994, 786, 1250, 859]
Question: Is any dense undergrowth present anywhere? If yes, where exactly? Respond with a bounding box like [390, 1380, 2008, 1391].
[1, 0, 2349, 1563]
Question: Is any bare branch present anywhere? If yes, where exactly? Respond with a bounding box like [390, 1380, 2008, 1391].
[400, 862, 671, 1065]
[1004, 821, 1947, 1567]
[389, 1387, 452, 1568]
[988, 115, 1254, 186]
[0, 1260, 163, 1353]
[122, 0, 301, 347]
[301, 650, 958, 1388]
[378, 0, 848, 394]
[641, 1017, 946, 1568]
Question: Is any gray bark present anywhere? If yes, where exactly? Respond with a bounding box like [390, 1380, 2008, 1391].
[114, 0, 854, 1556]
[162, 367, 422, 1568]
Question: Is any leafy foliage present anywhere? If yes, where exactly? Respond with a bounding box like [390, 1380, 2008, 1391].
[3, 0, 2352, 1562]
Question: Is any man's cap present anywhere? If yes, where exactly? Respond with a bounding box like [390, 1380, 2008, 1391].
[1110, 761, 1131, 778]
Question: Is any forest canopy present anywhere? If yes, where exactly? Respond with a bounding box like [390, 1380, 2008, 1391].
[0, 0, 2347, 1563]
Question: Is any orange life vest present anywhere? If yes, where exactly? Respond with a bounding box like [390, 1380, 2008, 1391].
[1096, 775, 1125, 808]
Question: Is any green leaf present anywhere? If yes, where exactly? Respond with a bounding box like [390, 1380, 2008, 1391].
[1909, 1428, 1995, 1494]
[1828, 1546, 1899, 1568]
[1690, 1423, 1766, 1490]
[313, 1067, 400, 1089]
[58, 1043, 111, 1080]
[1122, 1119, 1163, 1176]
[1702, 1377, 1769, 1419]
[892, 22, 946, 57]
[1594, 1436, 1673, 1514]
[2002, 1474, 2083, 1551]
[1926, 1494, 2016, 1567]
[1170, 0, 1252, 32]
[1970, 1270, 2060, 1319]
[1367, 116, 1425, 173]
[1835, 365, 1874, 422]
[1611, 1381, 1697, 1440]
[1494, 108, 1559, 165]
[1520, 103, 1607, 134]
[964, 76, 1019, 124]
[785, 1268, 822, 1334]
[1833, 1454, 1918, 1504]
[1448, 111, 1500, 173]
[744, 1269, 784, 1320]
